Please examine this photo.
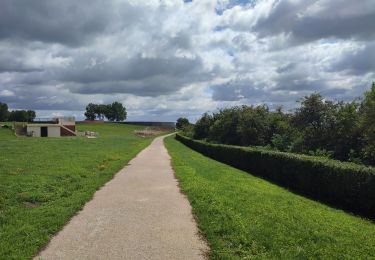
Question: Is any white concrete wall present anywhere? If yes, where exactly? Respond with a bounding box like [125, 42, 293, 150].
[48, 126, 61, 137]
[27, 126, 41, 137]
[58, 117, 75, 126]
[26, 125, 61, 137]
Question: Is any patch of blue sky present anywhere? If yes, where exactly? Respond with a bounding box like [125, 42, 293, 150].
[227, 50, 235, 57]
[215, 0, 257, 15]
[213, 25, 227, 32]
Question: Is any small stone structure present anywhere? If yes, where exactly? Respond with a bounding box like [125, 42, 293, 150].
[26, 117, 76, 137]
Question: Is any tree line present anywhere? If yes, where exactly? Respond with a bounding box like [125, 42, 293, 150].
[0, 101, 127, 123]
[177, 83, 375, 166]
[0, 102, 36, 122]
[84, 102, 127, 122]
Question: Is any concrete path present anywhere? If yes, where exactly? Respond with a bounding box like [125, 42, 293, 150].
[35, 135, 208, 260]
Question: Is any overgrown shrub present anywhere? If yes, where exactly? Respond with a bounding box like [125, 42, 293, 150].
[360, 83, 375, 165]
[180, 124, 194, 138]
[209, 107, 241, 145]
[176, 117, 190, 130]
[176, 134, 375, 220]
[193, 112, 213, 140]
[271, 134, 290, 151]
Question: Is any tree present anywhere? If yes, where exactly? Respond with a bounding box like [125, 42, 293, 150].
[208, 107, 241, 145]
[193, 113, 213, 140]
[180, 123, 195, 138]
[96, 104, 108, 120]
[84, 103, 97, 120]
[176, 117, 190, 130]
[8, 110, 29, 122]
[360, 82, 375, 164]
[267, 107, 296, 151]
[331, 101, 361, 160]
[293, 93, 337, 152]
[237, 105, 269, 146]
[106, 102, 127, 122]
[0, 106, 35, 122]
[0, 102, 9, 122]
[85, 102, 126, 121]
[26, 110, 36, 122]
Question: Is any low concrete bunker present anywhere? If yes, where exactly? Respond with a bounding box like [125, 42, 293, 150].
[26, 117, 76, 137]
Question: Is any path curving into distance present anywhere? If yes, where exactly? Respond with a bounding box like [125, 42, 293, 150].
[35, 135, 208, 260]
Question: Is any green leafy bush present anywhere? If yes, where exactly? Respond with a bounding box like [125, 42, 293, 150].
[180, 123, 194, 138]
[176, 134, 375, 220]
[271, 133, 290, 151]
[307, 148, 334, 158]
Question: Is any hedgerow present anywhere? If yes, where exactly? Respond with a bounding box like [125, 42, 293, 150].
[176, 134, 375, 220]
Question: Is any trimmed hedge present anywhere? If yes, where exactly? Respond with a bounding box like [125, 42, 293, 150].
[176, 134, 375, 220]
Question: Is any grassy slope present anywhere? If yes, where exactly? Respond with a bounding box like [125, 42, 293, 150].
[0, 123, 153, 259]
[165, 135, 375, 259]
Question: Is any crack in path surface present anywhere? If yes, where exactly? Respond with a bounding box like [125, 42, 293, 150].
[35, 135, 208, 260]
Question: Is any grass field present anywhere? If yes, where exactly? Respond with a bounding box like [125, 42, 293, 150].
[165, 135, 375, 259]
[0, 123, 155, 259]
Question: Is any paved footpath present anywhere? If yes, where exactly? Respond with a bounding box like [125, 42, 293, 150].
[36, 135, 208, 260]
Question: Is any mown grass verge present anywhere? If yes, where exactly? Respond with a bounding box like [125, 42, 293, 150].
[176, 134, 375, 220]
[0, 123, 154, 259]
[165, 135, 375, 259]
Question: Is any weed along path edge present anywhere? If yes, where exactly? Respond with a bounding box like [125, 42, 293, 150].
[35, 135, 208, 260]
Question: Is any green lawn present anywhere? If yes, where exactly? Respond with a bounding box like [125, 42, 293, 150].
[165, 135, 375, 259]
[0, 123, 155, 259]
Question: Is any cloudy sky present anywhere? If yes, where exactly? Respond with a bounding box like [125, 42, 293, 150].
[0, 0, 374, 121]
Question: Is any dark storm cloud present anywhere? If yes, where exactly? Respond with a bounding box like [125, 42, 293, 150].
[210, 77, 318, 111]
[6, 70, 55, 86]
[211, 83, 243, 101]
[3, 53, 211, 97]
[211, 78, 268, 101]
[46, 54, 208, 96]
[0, 0, 213, 102]
[331, 42, 375, 75]
[211, 66, 332, 104]
[0, 0, 142, 46]
[60, 55, 204, 84]
[273, 77, 327, 92]
[253, 0, 375, 43]
[271, 61, 327, 92]
[0, 51, 41, 73]
[67, 76, 192, 97]
[0, 85, 83, 110]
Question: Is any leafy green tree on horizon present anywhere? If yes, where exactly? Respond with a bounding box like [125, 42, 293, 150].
[0, 102, 9, 122]
[105, 102, 127, 122]
[26, 110, 36, 122]
[97, 104, 108, 120]
[176, 117, 190, 130]
[8, 110, 36, 122]
[360, 82, 375, 164]
[0, 102, 36, 122]
[193, 112, 213, 140]
[84, 103, 97, 120]
[85, 102, 127, 122]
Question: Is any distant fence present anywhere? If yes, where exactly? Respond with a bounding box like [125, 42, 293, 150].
[77, 120, 175, 128]
[116, 121, 176, 128]
[33, 118, 57, 123]
[78, 120, 104, 124]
